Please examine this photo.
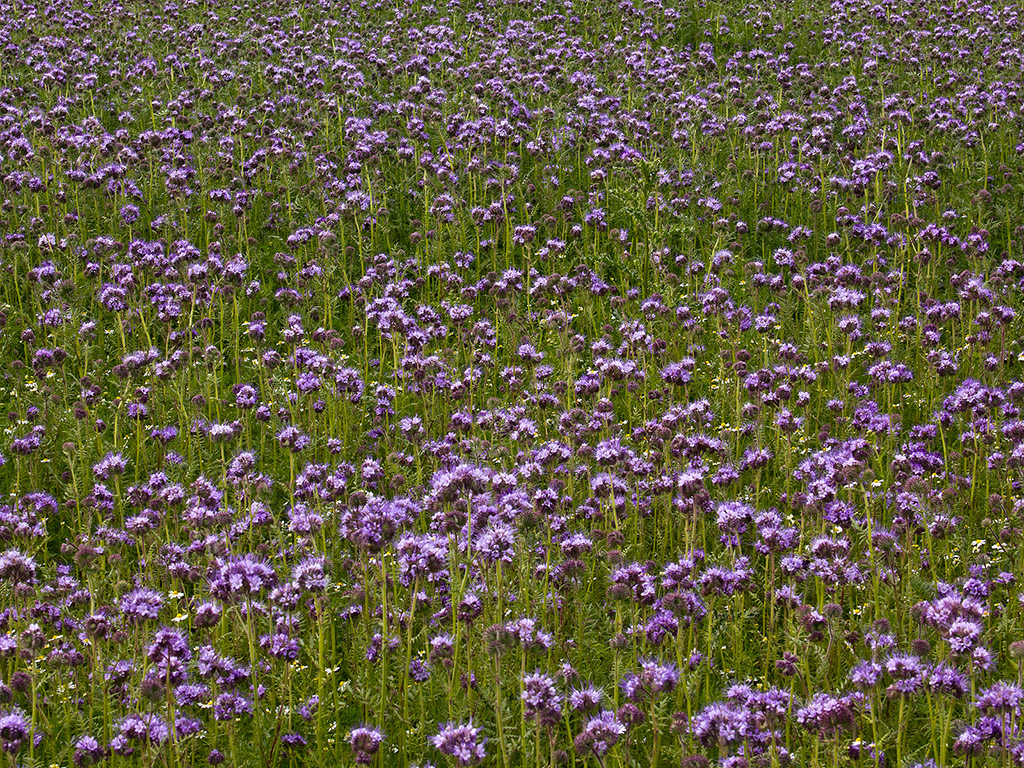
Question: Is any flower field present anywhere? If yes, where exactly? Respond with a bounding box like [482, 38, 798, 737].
[1, 0, 1023, 765]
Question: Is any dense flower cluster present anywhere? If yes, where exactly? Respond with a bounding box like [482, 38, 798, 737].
[0, 0, 1023, 764]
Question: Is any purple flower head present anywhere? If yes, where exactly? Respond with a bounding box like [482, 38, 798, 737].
[208, 554, 277, 601]
[885, 653, 925, 696]
[639, 658, 680, 696]
[277, 426, 311, 453]
[972, 646, 996, 673]
[120, 204, 140, 225]
[234, 384, 259, 409]
[259, 632, 299, 660]
[350, 726, 385, 764]
[281, 733, 306, 750]
[146, 626, 191, 683]
[92, 451, 127, 480]
[795, 692, 862, 737]
[396, 533, 449, 586]
[691, 701, 750, 748]
[194, 601, 223, 629]
[112, 713, 168, 753]
[428, 463, 491, 505]
[288, 502, 324, 534]
[409, 659, 431, 683]
[339, 496, 415, 553]
[609, 561, 657, 605]
[953, 717, 1001, 756]
[946, 618, 983, 654]
[73, 735, 106, 766]
[574, 710, 625, 757]
[431, 721, 486, 766]
[619, 672, 645, 703]
[619, 658, 679, 702]
[119, 587, 165, 622]
[617, 703, 645, 729]
[429, 634, 455, 664]
[176, 717, 204, 737]
[849, 660, 882, 690]
[569, 685, 605, 714]
[150, 425, 178, 444]
[175, 684, 210, 706]
[522, 671, 562, 724]
[0, 709, 29, 754]
[474, 522, 517, 564]
[213, 692, 253, 721]
[715, 500, 755, 535]
[505, 617, 554, 652]
[0, 549, 37, 583]
[975, 681, 1024, 716]
[560, 533, 593, 558]
[927, 663, 968, 697]
[292, 556, 329, 592]
[748, 687, 792, 724]
[661, 360, 694, 386]
[296, 372, 321, 393]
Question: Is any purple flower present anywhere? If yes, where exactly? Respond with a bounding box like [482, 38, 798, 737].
[350, 726, 385, 764]
[288, 503, 324, 534]
[281, 733, 306, 750]
[620, 659, 679, 702]
[638, 658, 679, 695]
[111, 713, 168, 754]
[849, 660, 882, 690]
[661, 360, 694, 386]
[296, 372, 321, 393]
[409, 659, 431, 683]
[175, 683, 210, 706]
[0, 709, 29, 753]
[475, 522, 517, 564]
[120, 204, 140, 225]
[429, 634, 454, 662]
[208, 554, 277, 601]
[395, 533, 449, 586]
[946, 618, 983, 654]
[119, 587, 165, 622]
[505, 617, 554, 652]
[715, 500, 755, 535]
[691, 701, 750, 748]
[213, 692, 253, 721]
[277, 426, 311, 453]
[885, 653, 925, 696]
[975, 681, 1024, 716]
[795, 692, 862, 737]
[73, 735, 106, 766]
[234, 384, 259, 409]
[293, 556, 329, 592]
[259, 632, 300, 660]
[150, 425, 178, 444]
[147, 627, 191, 683]
[339, 496, 414, 552]
[431, 721, 486, 766]
[92, 451, 127, 480]
[176, 717, 204, 737]
[194, 601, 223, 629]
[569, 685, 605, 714]
[926, 663, 968, 698]
[953, 717, 1001, 756]
[0, 549, 37, 583]
[574, 710, 625, 757]
[522, 671, 562, 725]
